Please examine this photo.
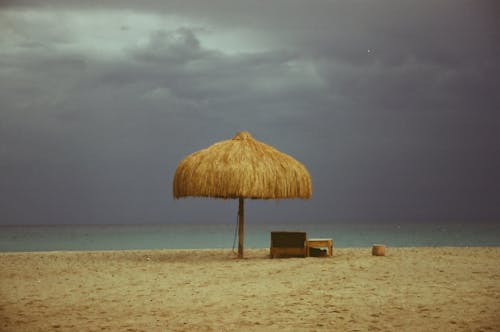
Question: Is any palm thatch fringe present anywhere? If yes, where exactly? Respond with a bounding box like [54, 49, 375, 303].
[173, 131, 312, 199]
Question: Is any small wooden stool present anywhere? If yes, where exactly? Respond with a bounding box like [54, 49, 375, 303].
[372, 244, 386, 256]
[306, 238, 333, 257]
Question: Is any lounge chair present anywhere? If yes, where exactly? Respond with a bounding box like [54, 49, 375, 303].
[270, 231, 307, 258]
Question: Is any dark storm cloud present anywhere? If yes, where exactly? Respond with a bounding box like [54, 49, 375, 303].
[1, 0, 499, 225]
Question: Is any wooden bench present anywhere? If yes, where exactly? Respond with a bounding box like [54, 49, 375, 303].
[270, 231, 307, 258]
[306, 238, 333, 257]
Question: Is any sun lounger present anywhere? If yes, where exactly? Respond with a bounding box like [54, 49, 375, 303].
[270, 231, 307, 258]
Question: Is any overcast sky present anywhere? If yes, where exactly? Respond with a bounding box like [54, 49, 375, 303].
[1, 0, 499, 225]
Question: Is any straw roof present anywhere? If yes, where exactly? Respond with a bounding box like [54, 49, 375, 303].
[173, 131, 312, 199]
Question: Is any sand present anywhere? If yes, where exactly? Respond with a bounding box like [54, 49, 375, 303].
[1, 247, 500, 331]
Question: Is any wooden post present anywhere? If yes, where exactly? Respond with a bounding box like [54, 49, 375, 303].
[238, 197, 244, 259]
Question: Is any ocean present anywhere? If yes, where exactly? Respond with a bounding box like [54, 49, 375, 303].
[1, 222, 500, 252]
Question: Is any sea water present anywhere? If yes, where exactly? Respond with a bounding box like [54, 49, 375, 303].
[1, 222, 500, 252]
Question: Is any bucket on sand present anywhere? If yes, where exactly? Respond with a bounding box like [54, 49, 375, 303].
[372, 244, 386, 256]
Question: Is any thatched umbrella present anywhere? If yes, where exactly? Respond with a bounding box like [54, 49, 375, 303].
[173, 131, 312, 258]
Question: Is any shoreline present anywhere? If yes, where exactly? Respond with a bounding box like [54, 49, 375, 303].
[2, 247, 500, 331]
[1, 244, 500, 254]
[3, 223, 500, 252]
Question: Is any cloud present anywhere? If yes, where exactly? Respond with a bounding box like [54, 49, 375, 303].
[1, 1, 500, 224]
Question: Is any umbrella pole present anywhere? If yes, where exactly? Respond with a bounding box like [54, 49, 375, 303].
[238, 197, 244, 258]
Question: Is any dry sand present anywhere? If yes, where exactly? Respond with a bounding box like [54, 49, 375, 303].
[1, 247, 500, 331]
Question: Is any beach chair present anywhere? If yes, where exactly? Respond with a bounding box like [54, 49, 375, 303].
[270, 231, 307, 258]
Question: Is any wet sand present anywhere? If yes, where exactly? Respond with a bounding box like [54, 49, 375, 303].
[1, 247, 500, 331]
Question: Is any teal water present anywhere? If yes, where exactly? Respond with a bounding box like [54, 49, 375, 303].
[1, 222, 500, 252]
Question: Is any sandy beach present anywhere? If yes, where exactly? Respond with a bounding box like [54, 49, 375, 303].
[1, 247, 499, 331]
